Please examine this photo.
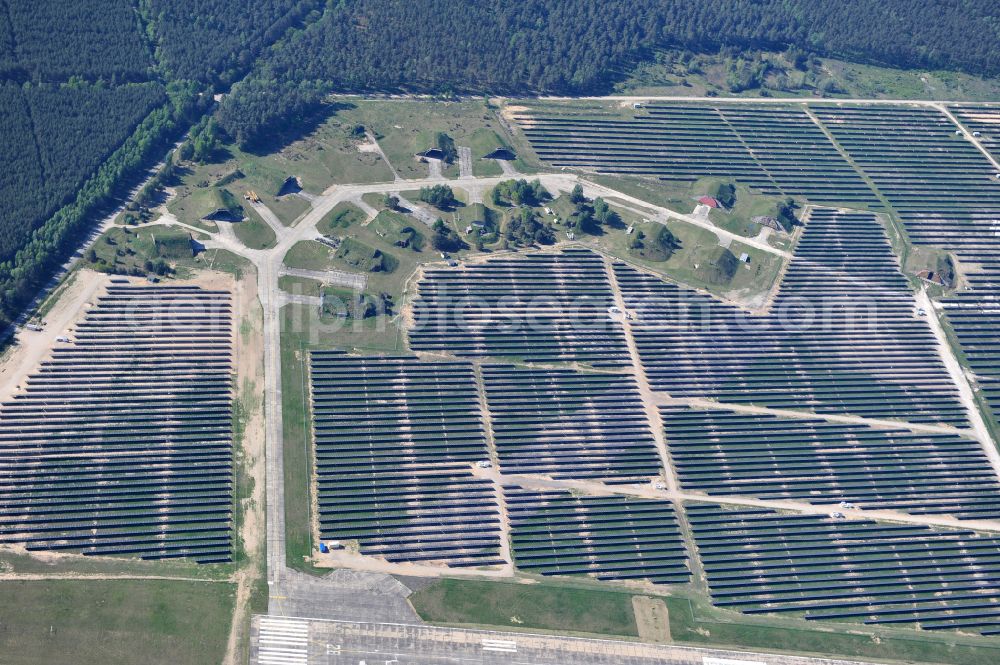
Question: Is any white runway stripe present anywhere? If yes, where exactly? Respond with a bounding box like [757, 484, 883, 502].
[482, 638, 518, 653]
[258, 617, 309, 665]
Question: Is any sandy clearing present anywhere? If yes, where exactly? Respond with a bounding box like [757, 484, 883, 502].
[633, 596, 671, 643]
[0, 573, 225, 583]
[471, 362, 515, 575]
[917, 287, 1000, 475]
[0, 269, 108, 404]
[311, 547, 511, 579]
[223, 267, 267, 665]
[500, 105, 530, 123]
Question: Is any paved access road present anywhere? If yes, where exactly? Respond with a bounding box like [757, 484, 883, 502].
[250, 617, 883, 665]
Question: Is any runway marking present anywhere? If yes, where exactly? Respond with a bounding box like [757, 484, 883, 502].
[259, 616, 309, 665]
[704, 658, 767, 665]
[482, 638, 518, 653]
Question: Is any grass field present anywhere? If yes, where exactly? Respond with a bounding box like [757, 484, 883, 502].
[278, 327, 317, 571]
[665, 594, 1000, 665]
[279, 274, 323, 295]
[165, 129, 383, 236]
[410, 579, 638, 637]
[0, 579, 235, 665]
[266, 194, 311, 226]
[283, 240, 335, 272]
[411, 578, 1000, 665]
[233, 208, 277, 250]
[317, 202, 366, 235]
[494, 189, 785, 306]
[279, 303, 404, 572]
[277, 204, 457, 570]
[335, 99, 526, 179]
[615, 48, 1000, 102]
[0, 549, 233, 580]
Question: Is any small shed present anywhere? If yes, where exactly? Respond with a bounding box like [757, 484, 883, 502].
[698, 196, 720, 208]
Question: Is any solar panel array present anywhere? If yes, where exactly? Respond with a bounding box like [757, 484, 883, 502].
[505, 487, 689, 584]
[810, 106, 1000, 259]
[662, 406, 1000, 519]
[481, 364, 662, 484]
[709, 106, 878, 206]
[0, 285, 233, 563]
[688, 504, 1000, 634]
[516, 100, 1000, 430]
[304, 103, 1000, 636]
[950, 105, 1000, 155]
[409, 248, 629, 367]
[940, 107, 1000, 428]
[515, 104, 876, 205]
[617, 208, 967, 425]
[310, 352, 504, 567]
[812, 105, 1000, 427]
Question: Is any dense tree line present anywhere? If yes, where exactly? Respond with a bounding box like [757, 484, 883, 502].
[0, 82, 166, 262]
[219, 0, 1000, 143]
[0, 82, 206, 325]
[0, 0, 153, 82]
[144, 0, 324, 86]
[3, 0, 1000, 329]
[215, 76, 328, 147]
[0, 84, 44, 261]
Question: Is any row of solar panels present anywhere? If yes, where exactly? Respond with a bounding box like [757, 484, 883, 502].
[0, 286, 234, 563]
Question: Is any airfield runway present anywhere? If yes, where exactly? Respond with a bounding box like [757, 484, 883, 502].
[249, 616, 881, 665]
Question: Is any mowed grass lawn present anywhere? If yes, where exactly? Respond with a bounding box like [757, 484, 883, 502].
[410, 579, 638, 637]
[0, 579, 235, 665]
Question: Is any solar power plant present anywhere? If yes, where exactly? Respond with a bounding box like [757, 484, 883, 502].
[310, 352, 504, 567]
[944, 267, 1000, 421]
[661, 406, 1000, 519]
[504, 487, 689, 584]
[0, 285, 233, 563]
[950, 105, 1000, 155]
[811, 105, 1000, 426]
[616, 208, 967, 425]
[810, 105, 1000, 259]
[687, 504, 1000, 634]
[940, 106, 1000, 427]
[705, 106, 878, 206]
[481, 364, 662, 484]
[409, 248, 629, 367]
[514, 104, 876, 205]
